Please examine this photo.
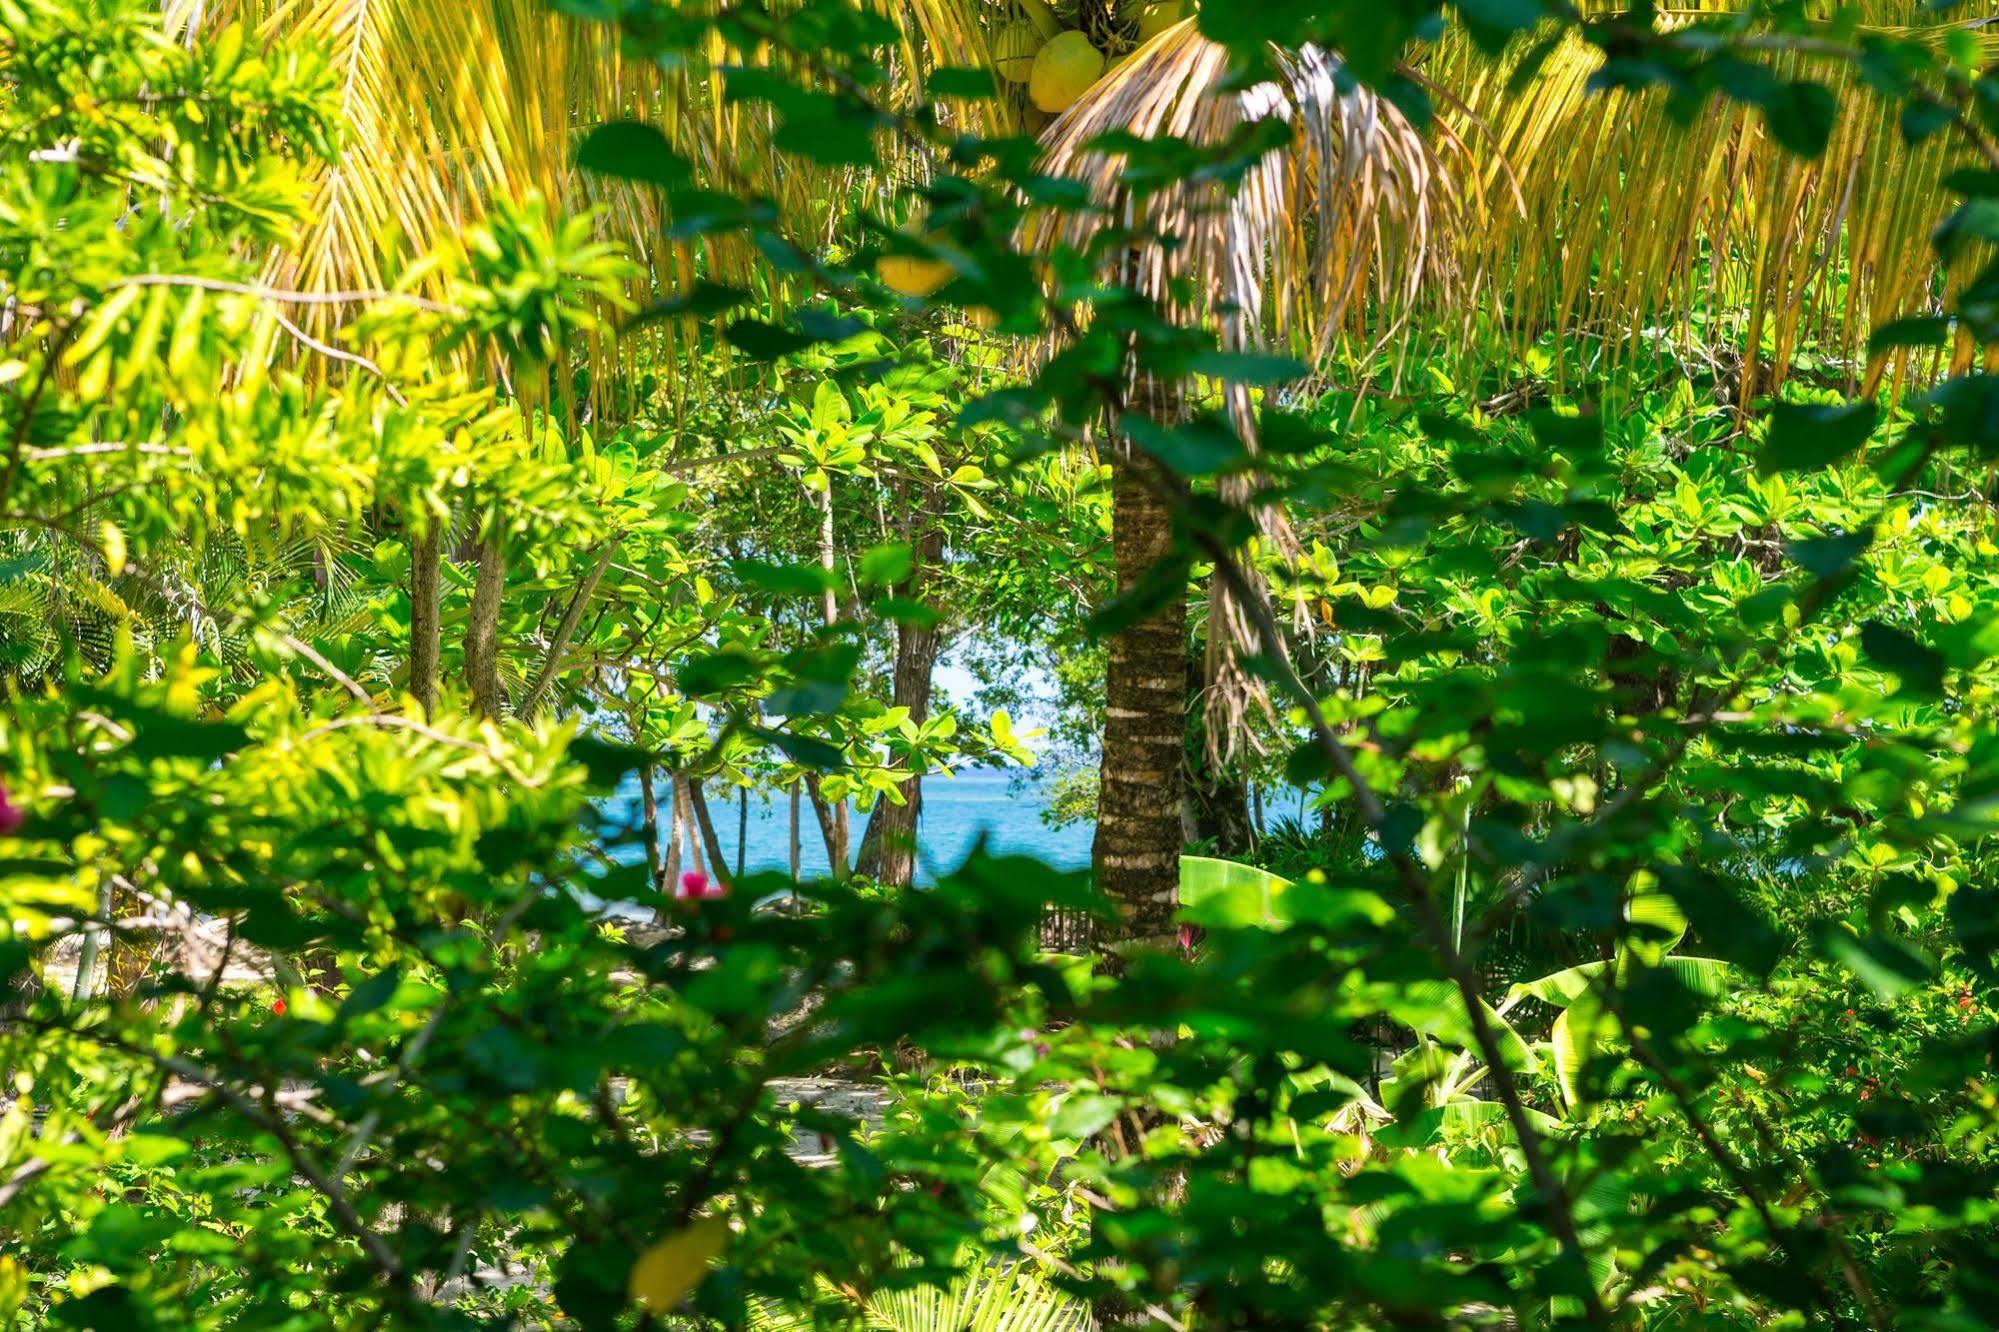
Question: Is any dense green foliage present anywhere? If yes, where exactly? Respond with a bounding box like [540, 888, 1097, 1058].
[7, 0, 1999, 1328]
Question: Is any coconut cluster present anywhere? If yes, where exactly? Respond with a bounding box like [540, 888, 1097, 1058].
[876, 2, 1194, 303]
[995, 0, 1193, 115]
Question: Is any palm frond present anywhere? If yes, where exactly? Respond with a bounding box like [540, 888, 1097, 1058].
[1031, 22, 1463, 368]
[1425, 7, 1999, 398]
[864, 1262, 1095, 1332]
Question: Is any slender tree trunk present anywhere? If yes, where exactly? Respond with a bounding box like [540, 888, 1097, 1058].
[464, 533, 507, 718]
[736, 789, 748, 879]
[687, 778, 730, 885]
[1091, 446, 1189, 947]
[854, 508, 944, 887]
[663, 774, 684, 886]
[409, 524, 441, 716]
[516, 535, 620, 719]
[816, 484, 850, 867]
[804, 774, 847, 880]
[788, 782, 802, 880]
[639, 766, 664, 890]
[679, 780, 706, 879]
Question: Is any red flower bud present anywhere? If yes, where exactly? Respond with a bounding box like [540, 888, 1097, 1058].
[271, 997, 287, 1016]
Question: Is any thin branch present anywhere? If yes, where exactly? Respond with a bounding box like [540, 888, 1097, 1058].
[108, 273, 460, 316]
[516, 534, 623, 719]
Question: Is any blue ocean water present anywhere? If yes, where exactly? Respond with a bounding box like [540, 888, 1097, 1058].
[612, 767, 1093, 886]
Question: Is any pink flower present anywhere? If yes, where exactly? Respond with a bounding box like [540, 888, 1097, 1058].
[677, 870, 725, 901]
[0, 783, 23, 836]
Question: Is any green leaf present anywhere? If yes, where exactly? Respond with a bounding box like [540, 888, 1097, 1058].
[575, 121, 692, 187]
[752, 727, 846, 772]
[1757, 401, 1878, 475]
[858, 542, 914, 587]
[724, 319, 821, 361]
[1859, 620, 1945, 697]
[926, 65, 999, 99]
[337, 968, 402, 1022]
[1760, 79, 1837, 157]
[1868, 315, 1952, 355]
[1815, 925, 1932, 1000]
[569, 735, 653, 789]
[678, 650, 759, 695]
[1177, 855, 1292, 928]
[1188, 349, 1308, 384]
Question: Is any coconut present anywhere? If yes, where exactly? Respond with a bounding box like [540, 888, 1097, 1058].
[992, 21, 1042, 84]
[876, 253, 953, 298]
[1134, 0, 1190, 42]
[1028, 30, 1104, 113]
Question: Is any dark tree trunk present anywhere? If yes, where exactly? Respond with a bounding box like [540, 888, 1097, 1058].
[687, 778, 730, 885]
[1091, 447, 1188, 947]
[638, 766, 664, 890]
[409, 524, 441, 715]
[855, 508, 945, 887]
[804, 774, 847, 880]
[1186, 760, 1254, 858]
[464, 533, 507, 718]
[1185, 627, 1253, 857]
[516, 536, 619, 719]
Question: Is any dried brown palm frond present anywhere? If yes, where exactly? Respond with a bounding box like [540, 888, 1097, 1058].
[1424, 5, 1999, 400]
[1025, 20, 1470, 757]
[1030, 22, 1466, 379]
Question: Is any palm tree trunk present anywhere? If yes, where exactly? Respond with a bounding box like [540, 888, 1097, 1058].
[1091, 445, 1188, 947]
[464, 533, 506, 718]
[409, 524, 441, 715]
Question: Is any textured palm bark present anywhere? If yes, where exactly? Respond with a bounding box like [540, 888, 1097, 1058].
[1091, 450, 1189, 947]
[408, 525, 441, 716]
[463, 534, 507, 718]
[855, 514, 944, 887]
